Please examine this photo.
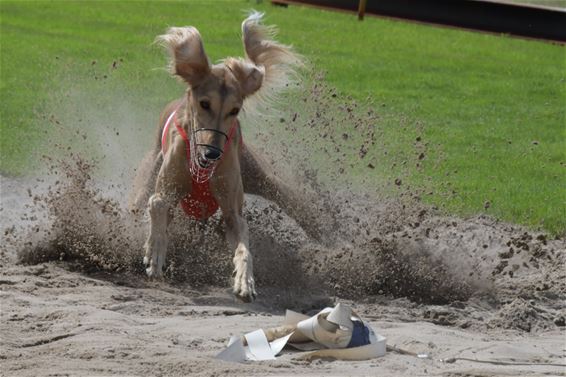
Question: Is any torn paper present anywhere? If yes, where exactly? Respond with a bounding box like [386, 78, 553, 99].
[215, 302, 387, 362]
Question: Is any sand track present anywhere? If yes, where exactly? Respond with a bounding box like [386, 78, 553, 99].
[1, 171, 564, 376]
[0, 262, 564, 377]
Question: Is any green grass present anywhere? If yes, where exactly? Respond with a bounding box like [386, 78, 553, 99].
[1, 0, 564, 235]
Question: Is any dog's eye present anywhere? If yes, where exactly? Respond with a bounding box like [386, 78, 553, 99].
[199, 100, 210, 110]
[229, 107, 240, 116]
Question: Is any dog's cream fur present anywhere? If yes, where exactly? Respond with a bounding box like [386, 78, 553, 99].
[130, 13, 318, 302]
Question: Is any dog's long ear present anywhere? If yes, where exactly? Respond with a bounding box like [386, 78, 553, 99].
[225, 58, 264, 97]
[156, 27, 210, 86]
[242, 12, 303, 72]
[240, 11, 303, 113]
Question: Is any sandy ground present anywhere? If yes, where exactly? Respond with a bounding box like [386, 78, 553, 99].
[0, 262, 564, 377]
[1, 172, 565, 377]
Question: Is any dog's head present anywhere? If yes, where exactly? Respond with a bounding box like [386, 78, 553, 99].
[157, 26, 263, 168]
[158, 13, 302, 171]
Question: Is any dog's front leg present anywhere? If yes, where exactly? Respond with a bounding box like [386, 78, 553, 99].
[144, 137, 189, 278]
[227, 210, 255, 302]
[215, 178, 256, 302]
[144, 192, 172, 277]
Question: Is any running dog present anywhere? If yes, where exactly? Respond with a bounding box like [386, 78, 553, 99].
[130, 13, 318, 302]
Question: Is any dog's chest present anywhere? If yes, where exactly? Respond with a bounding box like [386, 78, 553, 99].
[161, 108, 220, 220]
[180, 179, 219, 219]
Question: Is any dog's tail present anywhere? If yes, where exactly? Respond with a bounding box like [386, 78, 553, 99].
[240, 11, 304, 115]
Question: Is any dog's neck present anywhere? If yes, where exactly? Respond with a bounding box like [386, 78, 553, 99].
[177, 100, 192, 133]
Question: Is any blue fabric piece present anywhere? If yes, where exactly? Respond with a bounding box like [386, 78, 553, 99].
[347, 320, 370, 348]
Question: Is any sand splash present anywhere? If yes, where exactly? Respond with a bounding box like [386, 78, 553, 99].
[2, 69, 564, 332]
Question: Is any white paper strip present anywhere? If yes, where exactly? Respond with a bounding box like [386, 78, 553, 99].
[283, 310, 309, 326]
[270, 333, 294, 355]
[216, 337, 246, 363]
[244, 329, 276, 361]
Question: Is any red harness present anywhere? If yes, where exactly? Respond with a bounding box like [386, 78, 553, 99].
[161, 107, 240, 220]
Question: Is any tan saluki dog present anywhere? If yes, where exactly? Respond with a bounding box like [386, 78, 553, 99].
[131, 13, 317, 302]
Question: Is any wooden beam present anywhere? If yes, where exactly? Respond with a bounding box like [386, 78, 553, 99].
[358, 0, 367, 21]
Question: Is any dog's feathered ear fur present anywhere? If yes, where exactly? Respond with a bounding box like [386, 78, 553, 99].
[156, 27, 210, 87]
[240, 11, 303, 114]
[225, 58, 264, 97]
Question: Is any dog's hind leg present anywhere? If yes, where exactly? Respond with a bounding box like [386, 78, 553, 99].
[241, 144, 322, 240]
[144, 137, 189, 278]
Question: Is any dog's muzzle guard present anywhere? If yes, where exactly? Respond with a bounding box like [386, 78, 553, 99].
[189, 123, 237, 183]
[190, 127, 227, 181]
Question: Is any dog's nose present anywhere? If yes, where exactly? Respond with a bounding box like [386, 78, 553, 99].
[204, 148, 221, 161]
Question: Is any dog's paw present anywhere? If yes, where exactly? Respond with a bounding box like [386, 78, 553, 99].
[144, 260, 163, 278]
[233, 266, 256, 302]
[233, 276, 256, 303]
[232, 244, 256, 302]
[143, 236, 167, 278]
